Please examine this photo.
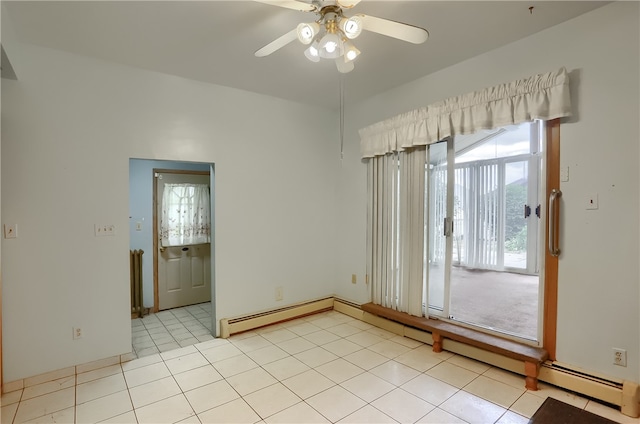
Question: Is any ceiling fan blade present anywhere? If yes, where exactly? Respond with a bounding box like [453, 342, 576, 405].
[255, 29, 298, 57]
[360, 14, 429, 44]
[253, 0, 316, 12]
[337, 0, 361, 9]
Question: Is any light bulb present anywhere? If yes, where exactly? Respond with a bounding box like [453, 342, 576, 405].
[340, 15, 363, 39]
[296, 22, 319, 45]
[304, 41, 320, 62]
[319, 33, 342, 59]
[343, 41, 360, 62]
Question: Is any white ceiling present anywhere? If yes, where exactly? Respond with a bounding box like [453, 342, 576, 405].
[2, 1, 608, 109]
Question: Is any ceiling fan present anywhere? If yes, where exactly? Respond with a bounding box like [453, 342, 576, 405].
[254, 0, 429, 73]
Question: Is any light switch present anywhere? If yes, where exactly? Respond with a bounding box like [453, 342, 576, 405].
[560, 167, 569, 182]
[95, 224, 115, 236]
[586, 193, 598, 210]
[136, 221, 143, 231]
[4, 224, 17, 239]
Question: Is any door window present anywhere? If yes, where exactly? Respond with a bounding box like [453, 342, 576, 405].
[160, 183, 211, 247]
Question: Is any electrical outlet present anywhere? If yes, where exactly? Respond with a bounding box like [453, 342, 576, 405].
[351, 274, 357, 284]
[613, 348, 627, 367]
[275, 286, 283, 301]
[73, 327, 83, 340]
[3, 224, 17, 239]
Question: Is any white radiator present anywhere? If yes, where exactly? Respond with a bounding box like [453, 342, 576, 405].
[129, 249, 145, 318]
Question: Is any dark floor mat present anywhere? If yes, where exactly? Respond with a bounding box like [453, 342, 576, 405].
[529, 397, 618, 424]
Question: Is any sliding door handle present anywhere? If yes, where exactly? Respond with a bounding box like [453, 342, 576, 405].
[443, 217, 453, 237]
[548, 189, 562, 256]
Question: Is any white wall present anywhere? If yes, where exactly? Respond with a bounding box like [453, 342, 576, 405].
[336, 1, 639, 383]
[1, 43, 339, 382]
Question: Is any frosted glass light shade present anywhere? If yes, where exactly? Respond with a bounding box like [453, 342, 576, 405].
[319, 33, 342, 59]
[304, 41, 321, 62]
[340, 15, 363, 39]
[296, 22, 319, 45]
[343, 41, 360, 62]
[335, 57, 355, 73]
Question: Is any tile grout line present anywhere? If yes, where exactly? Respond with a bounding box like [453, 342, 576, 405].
[164, 345, 202, 422]
[12, 325, 487, 424]
[134, 303, 212, 358]
[223, 325, 427, 423]
[125, 364, 138, 424]
[13, 313, 436, 423]
[10, 310, 630, 424]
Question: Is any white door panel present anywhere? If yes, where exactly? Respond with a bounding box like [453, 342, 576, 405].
[156, 171, 212, 310]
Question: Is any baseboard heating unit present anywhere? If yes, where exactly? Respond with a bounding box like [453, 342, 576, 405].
[219, 297, 334, 338]
[539, 362, 638, 417]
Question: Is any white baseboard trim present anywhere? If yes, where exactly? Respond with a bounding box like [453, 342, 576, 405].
[219, 297, 334, 338]
[2, 352, 136, 394]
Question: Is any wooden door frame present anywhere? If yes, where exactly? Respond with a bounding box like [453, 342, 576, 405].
[152, 169, 210, 312]
[543, 118, 560, 360]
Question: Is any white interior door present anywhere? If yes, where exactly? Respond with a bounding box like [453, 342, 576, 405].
[156, 171, 211, 311]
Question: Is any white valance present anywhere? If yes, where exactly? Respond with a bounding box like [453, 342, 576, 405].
[360, 67, 572, 158]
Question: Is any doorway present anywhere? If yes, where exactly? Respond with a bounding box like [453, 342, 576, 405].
[128, 159, 215, 337]
[154, 170, 211, 311]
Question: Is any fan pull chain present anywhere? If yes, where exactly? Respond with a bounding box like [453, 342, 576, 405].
[340, 75, 345, 162]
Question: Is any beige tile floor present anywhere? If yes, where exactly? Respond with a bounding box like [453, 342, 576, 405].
[131, 303, 214, 359]
[2, 310, 638, 424]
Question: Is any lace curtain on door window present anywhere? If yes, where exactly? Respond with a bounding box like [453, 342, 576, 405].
[161, 184, 211, 246]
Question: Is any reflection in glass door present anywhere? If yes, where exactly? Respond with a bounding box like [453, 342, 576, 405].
[426, 122, 543, 341]
[426, 140, 450, 314]
[504, 160, 529, 271]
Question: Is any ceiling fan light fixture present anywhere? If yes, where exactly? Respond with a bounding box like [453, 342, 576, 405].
[255, 0, 429, 74]
[296, 22, 319, 44]
[304, 41, 321, 62]
[319, 32, 342, 59]
[335, 57, 355, 73]
[343, 40, 360, 62]
[340, 15, 363, 39]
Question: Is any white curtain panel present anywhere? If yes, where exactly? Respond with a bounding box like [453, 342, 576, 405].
[367, 148, 426, 315]
[400, 149, 427, 316]
[359, 67, 572, 158]
[161, 184, 211, 247]
[367, 153, 397, 308]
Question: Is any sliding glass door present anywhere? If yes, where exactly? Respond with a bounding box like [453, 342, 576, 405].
[426, 140, 450, 313]
[426, 122, 543, 342]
